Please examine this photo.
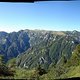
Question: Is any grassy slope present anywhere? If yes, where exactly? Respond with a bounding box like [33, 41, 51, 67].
[60, 65, 80, 78]
[14, 68, 36, 79]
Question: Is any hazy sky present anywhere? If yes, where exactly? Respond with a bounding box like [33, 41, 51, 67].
[0, 1, 80, 32]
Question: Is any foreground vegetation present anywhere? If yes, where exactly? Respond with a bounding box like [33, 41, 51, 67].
[0, 44, 80, 79]
[0, 55, 47, 79]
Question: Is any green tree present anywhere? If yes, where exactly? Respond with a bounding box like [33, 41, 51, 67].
[0, 54, 15, 77]
[0, 54, 4, 65]
[7, 58, 16, 69]
[76, 44, 80, 53]
[36, 64, 47, 76]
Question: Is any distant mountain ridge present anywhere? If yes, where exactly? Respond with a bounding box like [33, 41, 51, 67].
[0, 29, 80, 69]
[0, 30, 30, 61]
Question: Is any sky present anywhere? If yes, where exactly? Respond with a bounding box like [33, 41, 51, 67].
[0, 1, 80, 32]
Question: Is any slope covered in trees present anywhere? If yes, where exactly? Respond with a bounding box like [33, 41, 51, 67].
[40, 44, 80, 80]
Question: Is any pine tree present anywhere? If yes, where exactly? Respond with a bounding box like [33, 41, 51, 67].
[0, 54, 15, 77]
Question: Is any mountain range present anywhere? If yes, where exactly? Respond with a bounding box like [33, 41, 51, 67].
[0, 29, 80, 70]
